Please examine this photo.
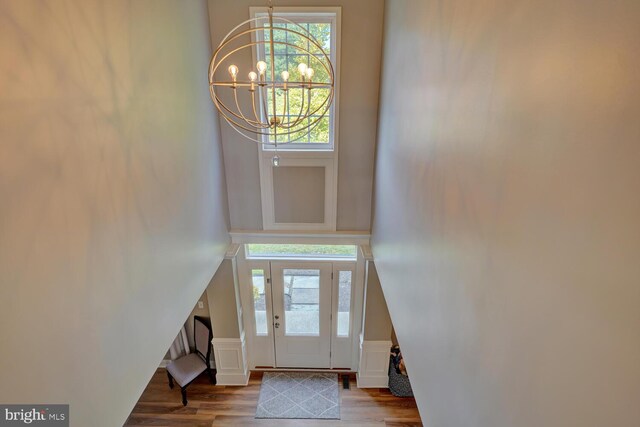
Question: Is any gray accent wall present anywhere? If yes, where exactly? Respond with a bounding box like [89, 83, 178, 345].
[207, 0, 384, 231]
[185, 290, 213, 350]
[373, 0, 640, 426]
[0, 1, 229, 426]
[363, 262, 393, 341]
[273, 166, 326, 224]
[207, 259, 241, 339]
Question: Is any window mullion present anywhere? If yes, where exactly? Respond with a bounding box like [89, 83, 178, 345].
[258, 14, 334, 149]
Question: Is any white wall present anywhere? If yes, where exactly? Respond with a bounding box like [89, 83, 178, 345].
[373, 1, 640, 426]
[208, 0, 384, 231]
[0, 1, 229, 426]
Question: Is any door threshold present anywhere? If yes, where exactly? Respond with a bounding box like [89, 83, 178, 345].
[254, 367, 354, 373]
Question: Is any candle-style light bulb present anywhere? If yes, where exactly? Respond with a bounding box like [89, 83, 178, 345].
[256, 61, 268, 75]
[305, 67, 314, 80]
[281, 70, 290, 82]
[297, 63, 308, 76]
[228, 64, 239, 79]
[248, 71, 257, 91]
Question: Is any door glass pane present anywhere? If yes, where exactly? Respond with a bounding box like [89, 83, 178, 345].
[252, 269, 268, 336]
[337, 271, 352, 337]
[283, 269, 320, 335]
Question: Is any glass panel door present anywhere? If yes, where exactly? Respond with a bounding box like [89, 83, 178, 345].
[330, 262, 357, 369]
[245, 260, 276, 368]
[271, 261, 332, 368]
[244, 259, 358, 369]
[336, 270, 352, 337]
[251, 269, 268, 336]
[283, 268, 320, 335]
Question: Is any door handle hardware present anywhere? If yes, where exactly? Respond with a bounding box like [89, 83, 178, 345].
[274, 315, 280, 319]
[274, 322, 280, 328]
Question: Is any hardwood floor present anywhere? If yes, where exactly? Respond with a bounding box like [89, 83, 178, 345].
[125, 370, 422, 426]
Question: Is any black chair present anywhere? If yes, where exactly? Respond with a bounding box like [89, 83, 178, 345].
[166, 316, 215, 405]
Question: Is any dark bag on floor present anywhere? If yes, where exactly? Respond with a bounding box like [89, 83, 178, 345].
[388, 346, 414, 397]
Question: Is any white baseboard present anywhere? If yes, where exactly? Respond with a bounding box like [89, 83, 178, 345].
[357, 338, 392, 388]
[256, 368, 353, 373]
[215, 371, 250, 386]
[212, 333, 250, 386]
[356, 372, 389, 388]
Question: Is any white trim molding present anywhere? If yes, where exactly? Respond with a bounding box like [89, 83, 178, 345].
[356, 336, 392, 388]
[212, 333, 250, 386]
[360, 244, 374, 261]
[230, 230, 371, 245]
[259, 155, 338, 231]
[225, 243, 241, 259]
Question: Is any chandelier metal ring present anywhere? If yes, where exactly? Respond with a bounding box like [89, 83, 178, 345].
[209, 38, 334, 136]
[208, 6, 335, 146]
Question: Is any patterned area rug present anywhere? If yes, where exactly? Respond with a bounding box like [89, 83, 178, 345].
[255, 372, 340, 419]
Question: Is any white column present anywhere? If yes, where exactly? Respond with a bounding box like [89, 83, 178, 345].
[356, 334, 392, 388]
[210, 244, 250, 386]
[212, 332, 250, 386]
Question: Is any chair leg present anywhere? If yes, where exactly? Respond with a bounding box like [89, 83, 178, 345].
[181, 387, 188, 406]
[207, 368, 216, 385]
[167, 371, 174, 389]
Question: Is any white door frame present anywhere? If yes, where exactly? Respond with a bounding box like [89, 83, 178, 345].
[239, 260, 276, 368]
[235, 239, 367, 371]
[330, 262, 357, 368]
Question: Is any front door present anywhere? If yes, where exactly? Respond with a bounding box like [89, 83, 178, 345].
[270, 261, 333, 368]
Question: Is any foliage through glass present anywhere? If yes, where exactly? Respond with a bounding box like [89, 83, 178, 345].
[261, 20, 333, 145]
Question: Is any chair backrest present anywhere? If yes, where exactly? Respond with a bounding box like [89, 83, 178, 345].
[193, 316, 212, 366]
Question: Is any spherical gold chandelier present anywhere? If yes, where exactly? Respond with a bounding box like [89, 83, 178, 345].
[208, 0, 335, 165]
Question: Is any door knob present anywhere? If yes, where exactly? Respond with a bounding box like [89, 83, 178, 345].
[274, 322, 280, 328]
[274, 315, 280, 320]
